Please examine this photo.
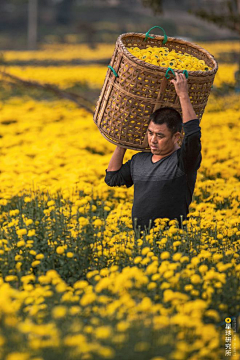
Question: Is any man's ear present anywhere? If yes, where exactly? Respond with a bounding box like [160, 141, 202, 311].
[173, 132, 181, 144]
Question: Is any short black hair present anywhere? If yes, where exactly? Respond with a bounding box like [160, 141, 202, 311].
[149, 107, 182, 135]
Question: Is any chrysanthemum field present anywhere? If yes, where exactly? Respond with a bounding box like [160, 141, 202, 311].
[0, 41, 239, 360]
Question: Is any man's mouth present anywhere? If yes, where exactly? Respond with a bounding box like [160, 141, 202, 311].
[150, 145, 158, 150]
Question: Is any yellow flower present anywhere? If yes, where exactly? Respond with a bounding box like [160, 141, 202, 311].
[134, 256, 142, 264]
[97, 346, 115, 359]
[56, 246, 65, 255]
[191, 257, 200, 266]
[36, 253, 44, 260]
[180, 256, 189, 263]
[25, 219, 33, 226]
[140, 297, 152, 311]
[112, 334, 127, 344]
[116, 321, 130, 332]
[93, 219, 103, 227]
[69, 306, 80, 315]
[191, 289, 200, 296]
[172, 253, 182, 261]
[6, 353, 29, 360]
[213, 253, 223, 262]
[95, 326, 112, 339]
[52, 306, 67, 319]
[56, 282, 67, 293]
[164, 270, 174, 279]
[199, 265, 208, 274]
[147, 282, 157, 290]
[67, 252, 74, 258]
[173, 240, 181, 247]
[64, 334, 87, 347]
[74, 280, 88, 289]
[219, 303, 228, 311]
[142, 247, 150, 256]
[190, 274, 202, 285]
[99, 269, 109, 278]
[141, 257, 151, 265]
[5, 275, 18, 282]
[27, 229, 36, 237]
[205, 309, 220, 321]
[80, 293, 96, 306]
[17, 240, 25, 247]
[184, 284, 193, 291]
[78, 217, 89, 227]
[38, 275, 50, 284]
[17, 229, 27, 236]
[152, 273, 160, 281]
[161, 251, 170, 260]
[31, 261, 40, 267]
[9, 209, 19, 216]
[16, 262, 22, 270]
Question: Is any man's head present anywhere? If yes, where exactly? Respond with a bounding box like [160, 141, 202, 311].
[147, 107, 182, 156]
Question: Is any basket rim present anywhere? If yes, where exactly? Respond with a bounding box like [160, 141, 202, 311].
[117, 32, 218, 76]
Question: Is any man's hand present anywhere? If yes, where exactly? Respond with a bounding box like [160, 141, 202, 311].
[170, 72, 198, 123]
[170, 72, 188, 98]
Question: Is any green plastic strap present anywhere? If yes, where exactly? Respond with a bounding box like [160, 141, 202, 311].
[165, 67, 175, 79]
[144, 26, 167, 44]
[183, 70, 189, 79]
[165, 68, 189, 80]
[108, 65, 118, 77]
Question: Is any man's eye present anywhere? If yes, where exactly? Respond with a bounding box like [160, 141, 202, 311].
[157, 135, 163, 138]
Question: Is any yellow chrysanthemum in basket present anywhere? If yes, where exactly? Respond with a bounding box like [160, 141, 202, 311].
[127, 45, 212, 72]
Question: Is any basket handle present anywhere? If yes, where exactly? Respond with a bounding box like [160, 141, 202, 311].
[108, 65, 118, 77]
[165, 68, 189, 79]
[144, 26, 168, 44]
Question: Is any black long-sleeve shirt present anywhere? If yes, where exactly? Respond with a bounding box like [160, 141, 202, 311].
[105, 119, 202, 230]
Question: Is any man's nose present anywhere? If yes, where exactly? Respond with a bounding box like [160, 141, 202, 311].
[152, 134, 157, 143]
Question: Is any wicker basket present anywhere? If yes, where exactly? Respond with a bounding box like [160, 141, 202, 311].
[93, 27, 218, 151]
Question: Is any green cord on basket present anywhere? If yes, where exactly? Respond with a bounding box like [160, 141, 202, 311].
[165, 68, 189, 80]
[165, 67, 175, 79]
[108, 65, 118, 77]
[183, 70, 189, 79]
[144, 26, 168, 44]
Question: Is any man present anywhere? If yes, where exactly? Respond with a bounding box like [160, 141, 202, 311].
[105, 73, 202, 231]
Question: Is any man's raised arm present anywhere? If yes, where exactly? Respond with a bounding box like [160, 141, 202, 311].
[171, 72, 202, 173]
[107, 146, 126, 171]
[105, 146, 133, 188]
[171, 72, 197, 123]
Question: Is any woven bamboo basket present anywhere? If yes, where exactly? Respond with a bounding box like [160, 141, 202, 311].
[93, 26, 218, 151]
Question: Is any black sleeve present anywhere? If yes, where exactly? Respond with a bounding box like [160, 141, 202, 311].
[178, 119, 202, 174]
[105, 159, 133, 188]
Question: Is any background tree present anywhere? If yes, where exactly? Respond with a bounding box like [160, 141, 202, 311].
[141, 0, 240, 35]
[142, 0, 240, 90]
[28, 0, 38, 50]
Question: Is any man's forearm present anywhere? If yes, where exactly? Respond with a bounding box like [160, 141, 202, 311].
[179, 94, 198, 124]
[107, 146, 126, 171]
[170, 73, 198, 123]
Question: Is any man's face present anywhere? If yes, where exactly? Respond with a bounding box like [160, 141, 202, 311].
[147, 121, 180, 156]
